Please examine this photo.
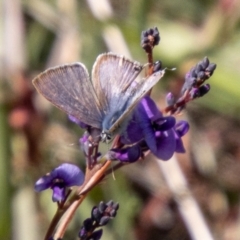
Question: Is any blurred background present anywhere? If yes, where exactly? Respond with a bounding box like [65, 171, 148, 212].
[1, 0, 240, 239]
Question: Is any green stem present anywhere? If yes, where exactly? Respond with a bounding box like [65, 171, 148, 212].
[0, 104, 11, 239]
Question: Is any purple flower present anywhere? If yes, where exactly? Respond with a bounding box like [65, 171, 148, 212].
[35, 163, 84, 202]
[109, 145, 141, 163]
[174, 120, 189, 153]
[121, 96, 181, 161]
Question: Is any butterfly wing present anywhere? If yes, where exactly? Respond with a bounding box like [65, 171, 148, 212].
[32, 63, 103, 129]
[91, 52, 143, 112]
[108, 69, 165, 135]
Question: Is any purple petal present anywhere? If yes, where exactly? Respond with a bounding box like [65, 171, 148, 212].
[137, 96, 162, 121]
[152, 129, 176, 160]
[136, 98, 157, 151]
[141, 121, 157, 152]
[121, 114, 143, 144]
[35, 174, 54, 192]
[175, 121, 189, 137]
[154, 116, 176, 131]
[122, 96, 164, 144]
[53, 163, 84, 187]
[174, 121, 189, 153]
[110, 145, 141, 163]
[52, 184, 66, 202]
[175, 135, 186, 153]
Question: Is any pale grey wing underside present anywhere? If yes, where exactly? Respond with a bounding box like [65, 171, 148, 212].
[109, 69, 165, 134]
[32, 63, 103, 129]
[91, 52, 143, 112]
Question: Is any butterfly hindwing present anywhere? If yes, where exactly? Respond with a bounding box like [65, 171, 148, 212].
[33, 63, 103, 129]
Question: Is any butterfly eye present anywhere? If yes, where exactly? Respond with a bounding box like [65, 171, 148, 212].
[106, 134, 112, 142]
[100, 131, 112, 143]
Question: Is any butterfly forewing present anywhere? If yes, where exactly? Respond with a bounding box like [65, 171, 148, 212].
[91, 53, 143, 111]
[33, 63, 103, 129]
[108, 69, 165, 134]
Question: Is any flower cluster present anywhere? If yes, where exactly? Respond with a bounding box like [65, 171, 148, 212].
[79, 201, 119, 240]
[108, 96, 189, 162]
[166, 57, 217, 115]
[104, 59, 216, 163]
[141, 27, 160, 52]
[183, 57, 216, 96]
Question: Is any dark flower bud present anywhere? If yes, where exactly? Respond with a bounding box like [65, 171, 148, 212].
[80, 201, 119, 239]
[83, 218, 93, 232]
[142, 38, 149, 44]
[186, 75, 197, 86]
[195, 63, 204, 73]
[141, 27, 160, 52]
[200, 57, 209, 69]
[206, 63, 217, 75]
[112, 202, 119, 211]
[166, 92, 175, 106]
[91, 207, 102, 222]
[98, 201, 106, 213]
[189, 87, 200, 99]
[152, 27, 160, 45]
[198, 84, 210, 97]
[106, 200, 114, 207]
[142, 30, 148, 37]
[197, 71, 205, 80]
[181, 76, 197, 94]
[88, 229, 103, 240]
[99, 216, 110, 226]
[147, 28, 154, 35]
[110, 209, 117, 217]
[79, 226, 88, 238]
[189, 68, 197, 78]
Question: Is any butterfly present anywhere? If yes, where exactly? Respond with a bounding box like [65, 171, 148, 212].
[32, 52, 165, 142]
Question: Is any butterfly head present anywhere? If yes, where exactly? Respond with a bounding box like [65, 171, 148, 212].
[100, 130, 112, 143]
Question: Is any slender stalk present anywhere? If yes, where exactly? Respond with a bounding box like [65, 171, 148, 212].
[53, 194, 87, 239]
[0, 104, 11, 239]
[157, 155, 214, 240]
